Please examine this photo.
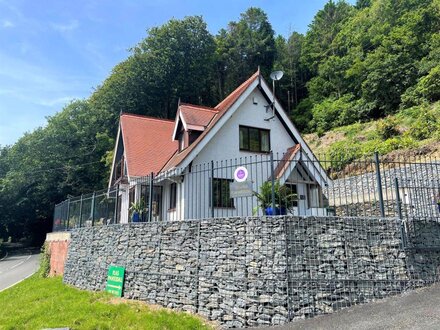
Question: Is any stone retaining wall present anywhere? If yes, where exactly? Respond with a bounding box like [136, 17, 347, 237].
[63, 216, 440, 328]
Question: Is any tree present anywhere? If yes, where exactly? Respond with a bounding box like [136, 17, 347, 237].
[217, 7, 276, 96]
[133, 16, 217, 118]
[301, 1, 354, 75]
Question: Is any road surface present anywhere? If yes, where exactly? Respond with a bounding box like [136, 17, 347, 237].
[249, 283, 440, 330]
[0, 249, 40, 291]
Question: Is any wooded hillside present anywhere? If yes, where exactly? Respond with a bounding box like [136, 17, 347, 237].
[1, 0, 439, 244]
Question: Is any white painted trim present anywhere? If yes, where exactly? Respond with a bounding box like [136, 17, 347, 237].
[108, 123, 122, 189]
[171, 109, 182, 141]
[187, 124, 205, 131]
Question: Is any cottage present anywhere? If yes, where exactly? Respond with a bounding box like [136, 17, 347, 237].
[109, 69, 329, 223]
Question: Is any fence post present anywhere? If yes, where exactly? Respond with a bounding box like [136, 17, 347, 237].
[78, 195, 84, 228]
[91, 192, 96, 227]
[270, 151, 276, 215]
[394, 178, 403, 220]
[66, 198, 71, 230]
[394, 178, 407, 249]
[114, 187, 119, 224]
[211, 160, 215, 218]
[148, 172, 154, 222]
[52, 203, 58, 232]
[374, 152, 385, 217]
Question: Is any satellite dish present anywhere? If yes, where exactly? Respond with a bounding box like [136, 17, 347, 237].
[270, 70, 284, 81]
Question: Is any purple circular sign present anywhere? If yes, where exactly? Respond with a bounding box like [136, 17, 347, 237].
[234, 166, 248, 182]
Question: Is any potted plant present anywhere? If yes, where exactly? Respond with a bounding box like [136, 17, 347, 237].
[129, 201, 145, 222]
[254, 180, 297, 215]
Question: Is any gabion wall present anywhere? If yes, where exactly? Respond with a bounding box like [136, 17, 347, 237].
[63, 216, 440, 328]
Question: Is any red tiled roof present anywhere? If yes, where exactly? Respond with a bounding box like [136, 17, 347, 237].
[161, 70, 260, 172]
[120, 114, 178, 177]
[179, 103, 218, 128]
[273, 145, 301, 180]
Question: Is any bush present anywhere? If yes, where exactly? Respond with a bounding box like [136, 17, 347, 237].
[328, 140, 362, 170]
[38, 243, 50, 278]
[311, 94, 360, 133]
[376, 117, 399, 140]
[409, 107, 439, 140]
[360, 136, 416, 155]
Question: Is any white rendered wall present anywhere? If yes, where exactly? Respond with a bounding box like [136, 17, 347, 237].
[182, 88, 296, 219]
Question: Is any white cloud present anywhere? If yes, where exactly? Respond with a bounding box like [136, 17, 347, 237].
[1, 19, 14, 28]
[37, 96, 76, 107]
[51, 19, 79, 33]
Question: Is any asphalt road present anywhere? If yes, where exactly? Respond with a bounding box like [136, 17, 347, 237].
[250, 283, 440, 330]
[0, 249, 40, 291]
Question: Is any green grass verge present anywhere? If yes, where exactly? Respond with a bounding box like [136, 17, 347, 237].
[0, 276, 211, 330]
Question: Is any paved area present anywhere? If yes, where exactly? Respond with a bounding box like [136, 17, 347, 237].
[250, 283, 440, 330]
[0, 249, 40, 291]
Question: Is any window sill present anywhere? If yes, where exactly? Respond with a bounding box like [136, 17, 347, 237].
[239, 149, 270, 154]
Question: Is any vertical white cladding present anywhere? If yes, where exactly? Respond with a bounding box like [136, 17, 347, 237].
[181, 87, 298, 219]
[118, 184, 129, 224]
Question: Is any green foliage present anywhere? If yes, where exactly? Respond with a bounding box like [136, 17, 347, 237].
[310, 94, 359, 132]
[38, 243, 50, 278]
[409, 107, 439, 140]
[377, 117, 400, 140]
[129, 201, 146, 217]
[360, 135, 416, 154]
[297, 0, 440, 130]
[401, 65, 440, 107]
[216, 7, 276, 98]
[0, 276, 211, 329]
[291, 98, 313, 132]
[254, 180, 297, 213]
[328, 141, 362, 170]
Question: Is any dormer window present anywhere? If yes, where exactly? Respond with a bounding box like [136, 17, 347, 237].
[172, 103, 218, 153]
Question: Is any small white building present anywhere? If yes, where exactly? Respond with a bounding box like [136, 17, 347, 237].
[109, 69, 330, 223]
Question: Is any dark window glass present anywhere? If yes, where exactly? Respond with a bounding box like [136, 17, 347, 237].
[189, 130, 202, 145]
[170, 183, 177, 209]
[249, 128, 260, 151]
[261, 130, 270, 152]
[239, 126, 270, 153]
[239, 127, 249, 150]
[212, 178, 234, 208]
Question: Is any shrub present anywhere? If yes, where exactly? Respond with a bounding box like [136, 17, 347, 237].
[38, 243, 50, 278]
[328, 140, 362, 170]
[360, 136, 417, 155]
[409, 107, 439, 140]
[377, 117, 399, 140]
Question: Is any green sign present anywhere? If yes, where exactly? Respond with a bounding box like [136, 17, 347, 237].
[105, 265, 125, 297]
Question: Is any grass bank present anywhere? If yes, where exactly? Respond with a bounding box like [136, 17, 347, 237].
[0, 276, 211, 330]
[305, 101, 440, 167]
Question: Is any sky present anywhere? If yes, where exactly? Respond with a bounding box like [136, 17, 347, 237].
[0, 0, 354, 147]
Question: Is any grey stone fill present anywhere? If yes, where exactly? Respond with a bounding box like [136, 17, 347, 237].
[63, 216, 440, 328]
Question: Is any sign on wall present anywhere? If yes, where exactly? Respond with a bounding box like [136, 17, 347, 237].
[105, 265, 125, 297]
[230, 166, 253, 198]
[234, 166, 248, 182]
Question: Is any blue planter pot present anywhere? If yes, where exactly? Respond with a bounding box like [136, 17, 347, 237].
[264, 206, 287, 216]
[132, 212, 140, 222]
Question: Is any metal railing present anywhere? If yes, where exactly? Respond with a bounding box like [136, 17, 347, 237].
[53, 151, 440, 231]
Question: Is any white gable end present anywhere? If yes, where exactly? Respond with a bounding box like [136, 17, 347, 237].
[194, 87, 295, 165]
